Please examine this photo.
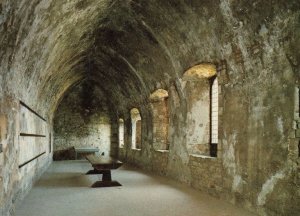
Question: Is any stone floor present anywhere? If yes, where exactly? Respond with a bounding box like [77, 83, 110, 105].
[16, 161, 256, 216]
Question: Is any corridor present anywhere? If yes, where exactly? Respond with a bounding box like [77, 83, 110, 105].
[16, 161, 255, 216]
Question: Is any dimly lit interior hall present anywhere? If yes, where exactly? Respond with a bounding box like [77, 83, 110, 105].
[0, 1, 299, 215]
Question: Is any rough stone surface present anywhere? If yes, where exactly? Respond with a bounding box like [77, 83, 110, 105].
[53, 80, 113, 159]
[0, 0, 299, 215]
[152, 150, 169, 176]
[189, 155, 223, 197]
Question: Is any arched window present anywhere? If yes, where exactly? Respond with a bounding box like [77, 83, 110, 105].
[183, 63, 218, 157]
[118, 118, 125, 148]
[150, 89, 169, 150]
[210, 77, 218, 157]
[130, 108, 142, 150]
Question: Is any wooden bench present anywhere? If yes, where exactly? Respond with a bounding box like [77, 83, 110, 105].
[85, 155, 123, 187]
[74, 147, 100, 160]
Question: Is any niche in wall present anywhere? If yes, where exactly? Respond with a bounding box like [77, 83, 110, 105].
[182, 63, 219, 157]
[118, 118, 125, 148]
[150, 89, 169, 151]
[131, 108, 142, 150]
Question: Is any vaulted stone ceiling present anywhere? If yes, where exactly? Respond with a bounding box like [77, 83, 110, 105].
[0, 0, 299, 120]
[0, 1, 300, 215]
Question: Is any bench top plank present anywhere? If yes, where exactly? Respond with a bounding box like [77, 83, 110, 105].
[86, 155, 123, 170]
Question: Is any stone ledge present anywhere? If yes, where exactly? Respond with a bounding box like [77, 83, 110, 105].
[189, 154, 217, 159]
[154, 150, 169, 153]
[131, 148, 141, 151]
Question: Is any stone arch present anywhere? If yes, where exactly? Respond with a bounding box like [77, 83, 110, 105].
[183, 63, 217, 80]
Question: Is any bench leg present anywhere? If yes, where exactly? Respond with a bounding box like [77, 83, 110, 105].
[102, 170, 111, 181]
[91, 170, 122, 188]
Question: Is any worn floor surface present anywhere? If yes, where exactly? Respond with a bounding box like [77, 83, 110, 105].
[16, 161, 256, 216]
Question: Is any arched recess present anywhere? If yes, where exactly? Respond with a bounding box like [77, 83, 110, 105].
[118, 118, 125, 148]
[149, 89, 169, 150]
[183, 63, 218, 157]
[130, 108, 142, 150]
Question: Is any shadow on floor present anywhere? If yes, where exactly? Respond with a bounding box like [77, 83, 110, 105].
[35, 172, 94, 188]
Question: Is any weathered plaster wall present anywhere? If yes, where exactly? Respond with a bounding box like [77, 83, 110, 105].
[0, 98, 52, 216]
[184, 79, 211, 155]
[53, 81, 113, 159]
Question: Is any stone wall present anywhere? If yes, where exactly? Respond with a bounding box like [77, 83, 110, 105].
[152, 150, 169, 176]
[119, 58, 300, 216]
[189, 155, 223, 197]
[0, 0, 299, 216]
[53, 81, 113, 159]
[0, 97, 52, 216]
